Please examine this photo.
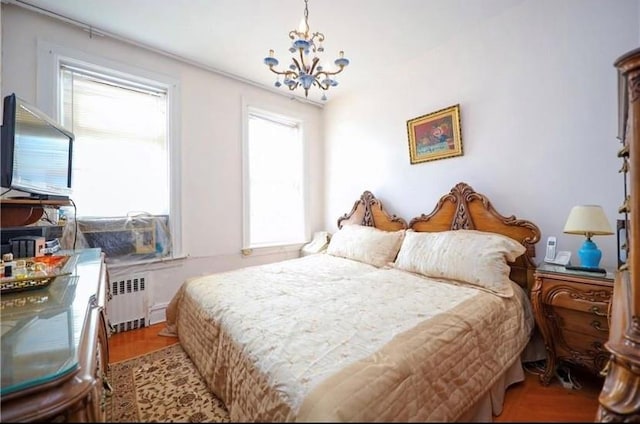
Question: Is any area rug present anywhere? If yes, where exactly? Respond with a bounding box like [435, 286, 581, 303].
[106, 343, 230, 422]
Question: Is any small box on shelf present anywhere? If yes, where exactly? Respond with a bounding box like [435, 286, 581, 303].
[9, 236, 45, 258]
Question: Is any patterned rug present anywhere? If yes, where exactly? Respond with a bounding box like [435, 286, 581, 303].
[106, 343, 230, 422]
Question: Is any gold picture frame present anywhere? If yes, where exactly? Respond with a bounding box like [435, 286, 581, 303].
[406, 104, 463, 164]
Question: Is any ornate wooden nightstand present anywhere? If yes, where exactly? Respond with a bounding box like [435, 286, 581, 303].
[531, 263, 614, 385]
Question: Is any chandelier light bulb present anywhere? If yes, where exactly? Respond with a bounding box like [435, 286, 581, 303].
[334, 51, 349, 67]
[298, 17, 307, 36]
[263, 0, 349, 101]
[263, 49, 279, 67]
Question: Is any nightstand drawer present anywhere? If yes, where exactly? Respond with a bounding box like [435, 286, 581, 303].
[559, 329, 608, 354]
[543, 280, 612, 314]
[554, 307, 609, 337]
[557, 329, 609, 374]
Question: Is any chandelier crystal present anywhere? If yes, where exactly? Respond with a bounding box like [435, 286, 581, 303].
[263, 0, 349, 101]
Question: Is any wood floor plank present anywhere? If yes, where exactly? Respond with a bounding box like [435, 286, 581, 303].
[108, 322, 178, 363]
[109, 323, 602, 421]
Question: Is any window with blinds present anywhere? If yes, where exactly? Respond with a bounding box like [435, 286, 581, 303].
[60, 65, 169, 218]
[244, 108, 306, 250]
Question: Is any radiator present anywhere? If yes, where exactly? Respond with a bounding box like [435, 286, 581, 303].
[107, 274, 149, 333]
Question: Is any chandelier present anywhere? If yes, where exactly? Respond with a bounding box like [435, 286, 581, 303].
[263, 0, 349, 101]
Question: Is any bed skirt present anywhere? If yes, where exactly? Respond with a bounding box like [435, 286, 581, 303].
[459, 357, 524, 422]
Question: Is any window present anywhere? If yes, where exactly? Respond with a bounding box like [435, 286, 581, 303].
[37, 41, 182, 262]
[60, 65, 169, 218]
[244, 107, 307, 251]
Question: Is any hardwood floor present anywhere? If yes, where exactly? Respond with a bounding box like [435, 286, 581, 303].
[495, 366, 602, 422]
[108, 322, 179, 363]
[109, 323, 603, 422]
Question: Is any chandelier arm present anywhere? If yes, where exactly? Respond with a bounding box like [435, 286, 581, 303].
[292, 56, 304, 73]
[309, 57, 320, 75]
[316, 66, 346, 78]
[268, 67, 300, 78]
[297, 49, 309, 72]
[314, 80, 330, 91]
[309, 31, 325, 45]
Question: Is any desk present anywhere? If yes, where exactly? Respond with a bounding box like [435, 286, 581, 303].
[0, 248, 109, 422]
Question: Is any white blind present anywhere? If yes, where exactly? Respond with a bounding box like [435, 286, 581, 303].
[247, 112, 305, 247]
[61, 67, 169, 218]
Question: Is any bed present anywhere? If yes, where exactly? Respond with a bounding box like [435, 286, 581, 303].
[165, 182, 541, 422]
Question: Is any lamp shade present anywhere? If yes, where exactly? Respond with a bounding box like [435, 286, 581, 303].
[563, 205, 614, 237]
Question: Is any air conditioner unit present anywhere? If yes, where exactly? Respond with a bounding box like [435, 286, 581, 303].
[78, 216, 158, 257]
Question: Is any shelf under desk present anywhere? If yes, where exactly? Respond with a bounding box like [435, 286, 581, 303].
[0, 198, 71, 228]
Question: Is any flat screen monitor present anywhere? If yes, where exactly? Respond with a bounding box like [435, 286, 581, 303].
[1, 93, 73, 199]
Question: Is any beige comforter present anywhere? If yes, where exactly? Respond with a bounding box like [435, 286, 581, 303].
[166, 254, 534, 422]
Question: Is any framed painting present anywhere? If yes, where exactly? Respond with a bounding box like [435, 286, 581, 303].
[406, 104, 463, 164]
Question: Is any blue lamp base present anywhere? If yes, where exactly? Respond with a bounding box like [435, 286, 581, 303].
[578, 239, 602, 268]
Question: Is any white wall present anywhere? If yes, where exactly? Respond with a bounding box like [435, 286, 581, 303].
[324, 0, 639, 270]
[1, 4, 324, 317]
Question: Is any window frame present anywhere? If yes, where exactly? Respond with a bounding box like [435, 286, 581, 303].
[36, 40, 183, 261]
[241, 99, 310, 256]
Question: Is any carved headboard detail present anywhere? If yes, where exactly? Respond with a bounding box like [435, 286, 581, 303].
[408, 182, 541, 289]
[337, 191, 408, 231]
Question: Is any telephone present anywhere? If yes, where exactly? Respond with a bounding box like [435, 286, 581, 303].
[544, 236, 572, 266]
[300, 231, 331, 256]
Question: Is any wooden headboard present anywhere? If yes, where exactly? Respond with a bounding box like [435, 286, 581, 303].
[337, 190, 408, 231]
[337, 182, 541, 290]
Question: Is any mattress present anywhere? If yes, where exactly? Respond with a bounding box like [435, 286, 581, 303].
[165, 254, 534, 422]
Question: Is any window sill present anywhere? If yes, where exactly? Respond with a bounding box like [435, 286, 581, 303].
[105, 253, 188, 269]
[241, 243, 304, 257]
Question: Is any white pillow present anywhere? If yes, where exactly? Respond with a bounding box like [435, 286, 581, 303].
[326, 224, 405, 267]
[393, 229, 526, 297]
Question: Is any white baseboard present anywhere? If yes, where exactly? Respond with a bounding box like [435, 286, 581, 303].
[148, 301, 169, 325]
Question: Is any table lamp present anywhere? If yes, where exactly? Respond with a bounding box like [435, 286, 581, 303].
[563, 205, 613, 269]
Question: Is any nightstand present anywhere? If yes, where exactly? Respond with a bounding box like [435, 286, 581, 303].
[531, 263, 615, 385]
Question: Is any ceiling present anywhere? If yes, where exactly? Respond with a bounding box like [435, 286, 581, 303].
[9, 0, 524, 105]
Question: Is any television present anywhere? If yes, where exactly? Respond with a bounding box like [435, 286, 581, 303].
[1, 93, 74, 200]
